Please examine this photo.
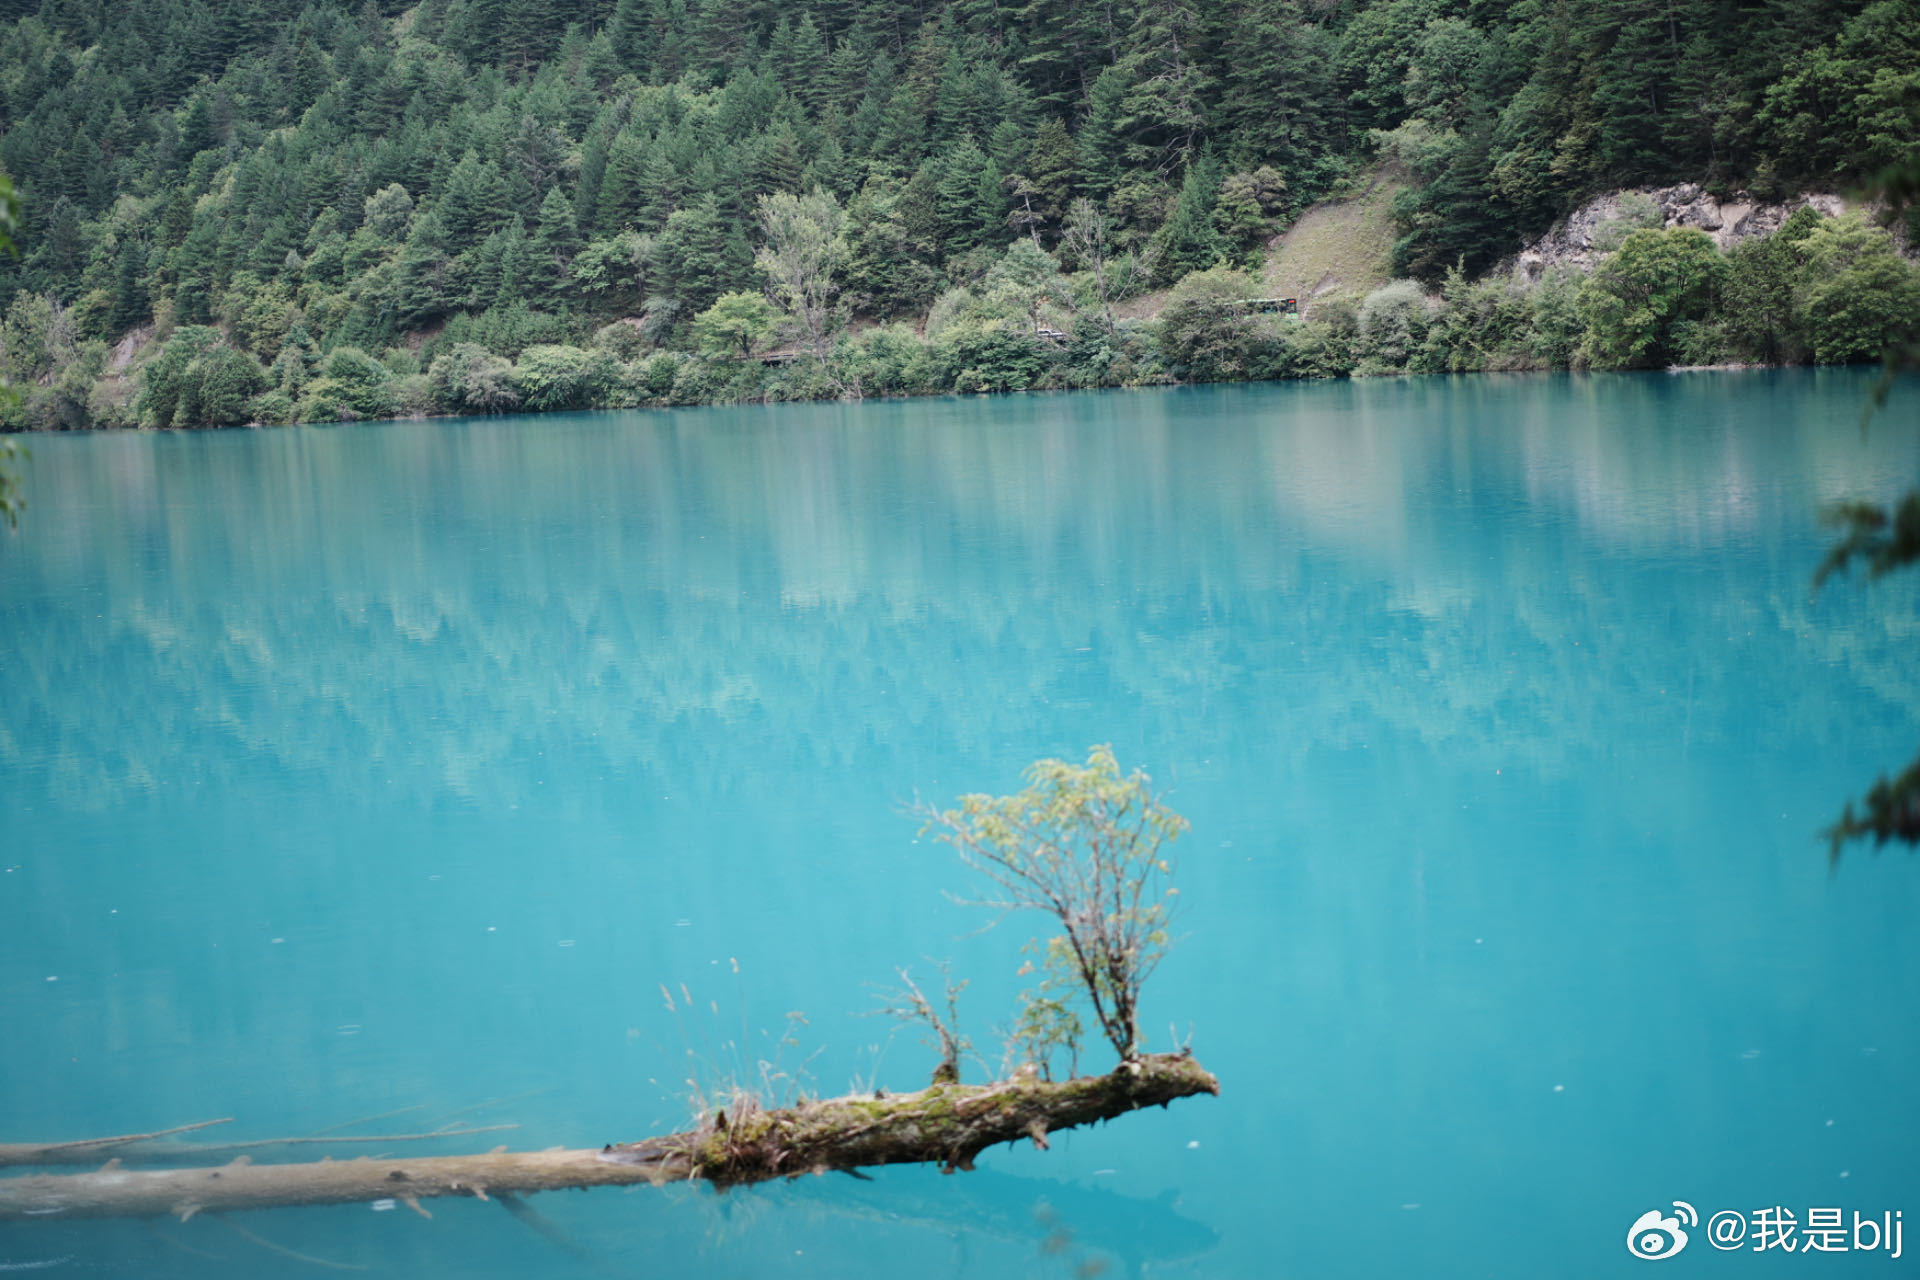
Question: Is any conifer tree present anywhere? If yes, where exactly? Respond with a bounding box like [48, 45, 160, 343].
[937, 135, 994, 249]
[756, 122, 806, 194]
[529, 186, 582, 301]
[436, 151, 507, 245]
[651, 195, 751, 314]
[1150, 151, 1225, 281]
[1025, 117, 1076, 225]
[396, 207, 452, 326]
[595, 133, 652, 234]
[109, 236, 151, 334]
[607, 0, 653, 71]
[1075, 64, 1129, 199]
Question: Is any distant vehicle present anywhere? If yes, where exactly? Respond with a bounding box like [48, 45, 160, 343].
[1217, 297, 1302, 318]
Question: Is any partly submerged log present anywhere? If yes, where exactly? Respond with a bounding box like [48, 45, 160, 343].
[0, 1120, 519, 1170]
[0, 1052, 1217, 1223]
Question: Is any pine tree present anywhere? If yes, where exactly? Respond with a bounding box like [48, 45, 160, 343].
[1216, 0, 1338, 177]
[436, 151, 508, 245]
[529, 186, 582, 302]
[651, 195, 751, 314]
[1025, 117, 1076, 224]
[109, 236, 151, 334]
[808, 130, 858, 197]
[606, 0, 652, 71]
[178, 94, 215, 159]
[575, 128, 611, 232]
[843, 174, 927, 312]
[284, 35, 330, 120]
[1075, 63, 1128, 199]
[654, 0, 689, 82]
[581, 30, 624, 88]
[690, 0, 748, 82]
[635, 146, 685, 230]
[971, 151, 1007, 248]
[1010, 0, 1113, 112]
[824, 35, 871, 114]
[596, 132, 653, 233]
[767, 15, 798, 86]
[756, 121, 806, 193]
[875, 84, 928, 174]
[1150, 151, 1225, 281]
[494, 214, 528, 307]
[936, 135, 994, 249]
[788, 14, 830, 115]
[1116, 0, 1214, 169]
[396, 207, 452, 325]
[158, 187, 195, 251]
[1592, 0, 1684, 182]
[171, 214, 223, 325]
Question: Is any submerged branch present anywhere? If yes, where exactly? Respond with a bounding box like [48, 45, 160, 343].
[0, 1124, 519, 1170]
[0, 1120, 234, 1168]
[0, 1053, 1218, 1223]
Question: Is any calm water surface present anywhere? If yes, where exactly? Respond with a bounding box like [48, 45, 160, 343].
[3, 371, 1918, 1277]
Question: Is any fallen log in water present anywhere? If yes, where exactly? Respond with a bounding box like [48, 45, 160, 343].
[0, 1121, 520, 1170]
[0, 1052, 1217, 1223]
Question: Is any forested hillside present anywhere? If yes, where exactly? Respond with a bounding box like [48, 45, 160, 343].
[0, 0, 1915, 427]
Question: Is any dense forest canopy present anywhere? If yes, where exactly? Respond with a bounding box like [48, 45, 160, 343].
[0, 0, 1913, 426]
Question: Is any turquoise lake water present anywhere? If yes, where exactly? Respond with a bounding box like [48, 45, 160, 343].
[3, 370, 1919, 1277]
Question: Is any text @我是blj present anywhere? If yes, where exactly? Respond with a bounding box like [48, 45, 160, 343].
[1627, 1202, 1902, 1260]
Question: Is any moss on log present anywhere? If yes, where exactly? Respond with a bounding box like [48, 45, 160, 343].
[0, 1053, 1217, 1223]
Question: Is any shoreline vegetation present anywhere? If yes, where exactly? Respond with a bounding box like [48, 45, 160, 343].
[0, 0, 1915, 433]
[15, 198, 1920, 434]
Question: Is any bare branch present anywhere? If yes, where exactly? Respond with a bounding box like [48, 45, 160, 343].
[867, 963, 971, 1086]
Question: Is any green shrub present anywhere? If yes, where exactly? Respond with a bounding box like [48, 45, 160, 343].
[249, 389, 296, 424]
[138, 325, 221, 426]
[1721, 207, 1822, 363]
[692, 291, 778, 360]
[1795, 212, 1920, 365]
[427, 342, 520, 413]
[668, 356, 730, 404]
[1155, 266, 1268, 381]
[1356, 280, 1434, 372]
[316, 346, 398, 418]
[1269, 315, 1356, 379]
[932, 320, 1052, 393]
[591, 320, 649, 361]
[512, 344, 596, 411]
[1528, 269, 1587, 368]
[1578, 228, 1727, 369]
[638, 352, 683, 401]
[190, 345, 271, 424]
[847, 324, 938, 396]
[138, 326, 268, 427]
[393, 373, 435, 417]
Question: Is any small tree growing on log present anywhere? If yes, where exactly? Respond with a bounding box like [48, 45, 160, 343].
[917, 745, 1187, 1064]
[0, 752, 1218, 1229]
[870, 962, 972, 1085]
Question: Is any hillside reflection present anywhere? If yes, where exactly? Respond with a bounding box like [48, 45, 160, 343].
[2, 371, 1915, 816]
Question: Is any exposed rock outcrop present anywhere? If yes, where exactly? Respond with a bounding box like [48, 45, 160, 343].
[1513, 185, 1847, 280]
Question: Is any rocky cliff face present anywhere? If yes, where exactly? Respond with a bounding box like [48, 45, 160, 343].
[1514, 185, 1847, 279]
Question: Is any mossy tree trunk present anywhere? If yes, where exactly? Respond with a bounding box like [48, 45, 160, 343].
[0, 1053, 1218, 1223]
